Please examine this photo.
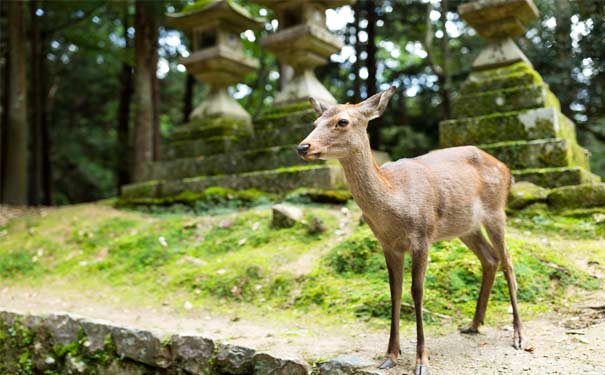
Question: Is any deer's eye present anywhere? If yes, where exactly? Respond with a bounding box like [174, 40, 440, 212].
[337, 119, 349, 128]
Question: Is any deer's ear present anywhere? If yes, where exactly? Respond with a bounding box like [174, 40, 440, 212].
[359, 86, 396, 121]
[309, 97, 329, 116]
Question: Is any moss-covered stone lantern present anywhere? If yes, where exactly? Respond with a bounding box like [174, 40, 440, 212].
[439, 0, 602, 202]
[458, 0, 538, 70]
[168, 0, 263, 127]
[257, 0, 353, 105]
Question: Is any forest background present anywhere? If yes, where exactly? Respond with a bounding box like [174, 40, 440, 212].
[0, 0, 603, 205]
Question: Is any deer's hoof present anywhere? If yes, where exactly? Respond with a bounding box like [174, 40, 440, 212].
[460, 325, 479, 334]
[415, 364, 429, 375]
[377, 358, 396, 369]
[513, 332, 527, 350]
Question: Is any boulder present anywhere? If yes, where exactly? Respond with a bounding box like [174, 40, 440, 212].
[271, 204, 303, 228]
[214, 343, 255, 374]
[111, 326, 172, 368]
[318, 355, 379, 375]
[171, 334, 215, 374]
[253, 352, 310, 375]
[508, 181, 549, 209]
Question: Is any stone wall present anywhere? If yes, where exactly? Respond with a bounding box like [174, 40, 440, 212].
[0, 310, 381, 375]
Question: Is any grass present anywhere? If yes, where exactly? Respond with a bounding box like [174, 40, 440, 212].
[0, 200, 603, 334]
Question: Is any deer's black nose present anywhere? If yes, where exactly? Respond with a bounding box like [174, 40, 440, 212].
[297, 143, 310, 156]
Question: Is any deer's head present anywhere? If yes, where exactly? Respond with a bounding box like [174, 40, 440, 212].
[297, 86, 396, 160]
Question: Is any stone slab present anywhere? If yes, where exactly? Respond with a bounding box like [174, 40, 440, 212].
[479, 138, 584, 170]
[146, 144, 313, 181]
[461, 63, 542, 94]
[512, 166, 600, 188]
[548, 183, 605, 210]
[452, 84, 554, 119]
[440, 108, 561, 147]
[122, 164, 346, 199]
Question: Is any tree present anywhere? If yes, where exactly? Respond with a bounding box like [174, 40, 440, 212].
[365, 0, 380, 149]
[3, 1, 28, 205]
[133, 1, 159, 181]
[117, 3, 134, 189]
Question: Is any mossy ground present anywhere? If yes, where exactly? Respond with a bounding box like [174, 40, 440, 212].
[0, 199, 603, 337]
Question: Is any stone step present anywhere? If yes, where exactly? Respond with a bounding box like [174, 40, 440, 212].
[164, 122, 313, 160]
[512, 166, 600, 189]
[170, 116, 251, 142]
[452, 84, 560, 119]
[122, 164, 346, 199]
[144, 144, 314, 181]
[460, 68, 542, 95]
[548, 183, 605, 209]
[479, 138, 589, 170]
[163, 107, 316, 160]
[440, 108, 577, 147]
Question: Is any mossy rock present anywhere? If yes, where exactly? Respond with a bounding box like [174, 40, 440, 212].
[480, 139, 573, 170]
[461, 67, 543, 94]
[440, 108, 561, 147]
[548, 183, 605, 210]
[148, 144, 316, 181]
[512, 166, 599, 188]
[452, 84, 551, 119]
[170, 116, 252, 142]
[121, 164, 346, 198]
[286, 188, 352, 204]
[508, 181, 550, 209]
[164, 136, 241, 160]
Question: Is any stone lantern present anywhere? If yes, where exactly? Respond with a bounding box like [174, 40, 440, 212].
[167, 0, 264, 128]
[257, 0, 353, 105]
[458, 0, 539, 70]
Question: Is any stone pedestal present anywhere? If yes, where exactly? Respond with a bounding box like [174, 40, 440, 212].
[258, 0, 352, 105]
[439, 0, 601, 193]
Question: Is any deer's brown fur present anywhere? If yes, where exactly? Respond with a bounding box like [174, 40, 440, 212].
[297, 87, 525, 375]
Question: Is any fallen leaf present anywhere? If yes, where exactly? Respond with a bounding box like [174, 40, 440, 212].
[524, 346, 535, 353]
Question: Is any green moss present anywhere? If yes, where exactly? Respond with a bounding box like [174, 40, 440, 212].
[480, 139, 572, 170]
[452, 84, 549, 119]
[440, 108, 559, 147]
[512, 166, 595, 188]
[285, 188, 352, 204]
[461, 69, 543, 94]
[256, 101, 314, 121]
[170, 116, 252, 142]
[116, 186, 274, 210]
[508, 182, 550, 210]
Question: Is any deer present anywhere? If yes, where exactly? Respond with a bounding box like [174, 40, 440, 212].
[296, 86, 526, 375]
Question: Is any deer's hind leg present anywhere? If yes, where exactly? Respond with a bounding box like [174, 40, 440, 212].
[484, 211, 526, 350]
[459, 230, 499, 334]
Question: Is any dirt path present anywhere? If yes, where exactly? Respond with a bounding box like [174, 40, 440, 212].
[1, 284, 604, 374]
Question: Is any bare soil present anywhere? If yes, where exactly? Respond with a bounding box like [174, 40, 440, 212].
[1, 284, 604, 375]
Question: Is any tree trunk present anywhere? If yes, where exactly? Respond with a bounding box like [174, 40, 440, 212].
[117, 6, 133, 190]
[440, 0, 452, 119]
[182, 74, 194, 124]
[0, 4, 9, 200]
[29, 0, 43, 205]
[352, 1, 363, 102]
[152, 48, 160, 161]
[133, 1, 157, 181]
[3, 1, 28, 205]
[365, 0, 380, 149]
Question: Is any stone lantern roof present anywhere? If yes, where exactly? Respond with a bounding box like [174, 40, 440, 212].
[459, 0, 539, 41]
[167, 0, 263, 32]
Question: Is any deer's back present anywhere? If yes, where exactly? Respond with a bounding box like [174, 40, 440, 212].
[381, 146, 511, 241]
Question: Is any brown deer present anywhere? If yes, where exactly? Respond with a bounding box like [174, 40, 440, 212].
[297, 87, 525, 375]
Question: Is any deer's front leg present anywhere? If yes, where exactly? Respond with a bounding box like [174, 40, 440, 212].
[411, 240, 430, 375]
[378, 249, 404, 370]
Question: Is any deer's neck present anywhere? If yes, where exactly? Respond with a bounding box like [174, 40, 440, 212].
[339, 142, 392, 214]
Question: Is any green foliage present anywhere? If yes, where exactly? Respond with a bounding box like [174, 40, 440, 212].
[0, 202, 602, 333]
[0, 251, 37, 278]
[327, 226, 382, 274]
